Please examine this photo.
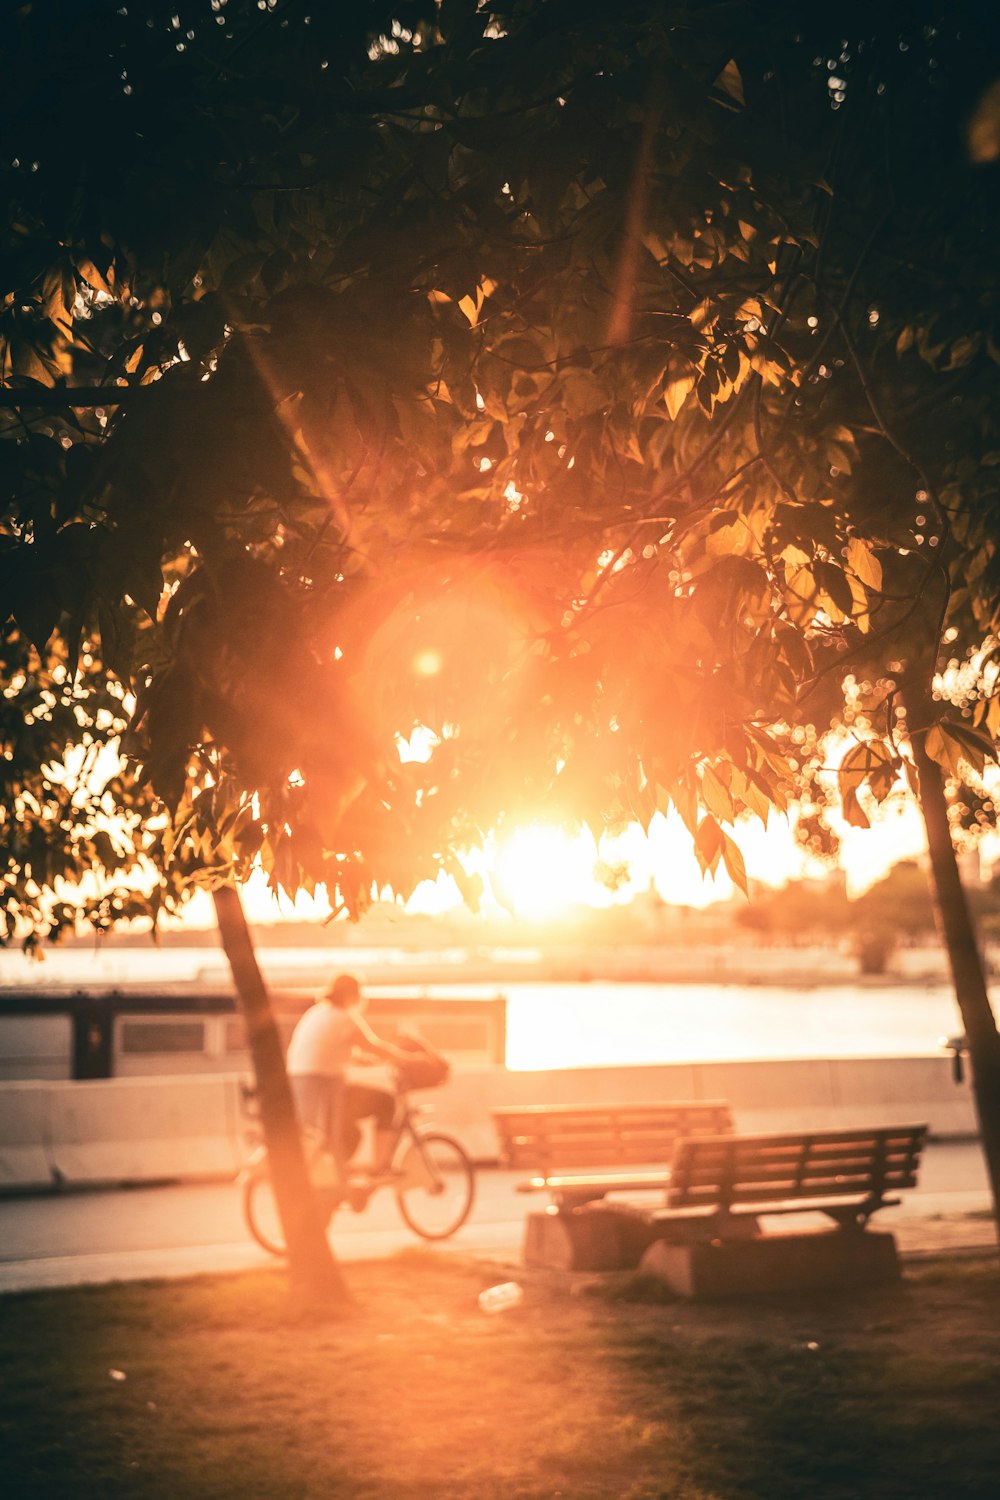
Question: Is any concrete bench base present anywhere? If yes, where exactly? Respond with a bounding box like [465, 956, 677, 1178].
[523, 1204, 764, 1272]
[639, 1227, 901, 1299]
[524, 1205, 901, 1292]
[524, 1205, 662, 1272]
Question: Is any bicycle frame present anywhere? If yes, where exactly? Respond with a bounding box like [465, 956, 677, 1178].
[388, 1102, 445, 1191]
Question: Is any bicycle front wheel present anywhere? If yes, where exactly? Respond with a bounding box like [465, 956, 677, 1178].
[395, 1131, 475, 1240]
[243, 1173, 287, 1257]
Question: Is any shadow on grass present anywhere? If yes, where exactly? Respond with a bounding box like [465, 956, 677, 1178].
[1, 1254, 999, 1499]
[583, 1259, 1000, 1500]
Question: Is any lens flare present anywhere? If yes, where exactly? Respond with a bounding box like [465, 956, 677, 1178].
[491, 824, 598, 919]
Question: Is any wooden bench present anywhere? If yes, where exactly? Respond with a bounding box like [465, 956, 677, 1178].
[493, 1101, 734, 1208]
[634, 1123, 930, 1296]
[518, 1120, 928, 1282]
[661, 1123, 928, 1236]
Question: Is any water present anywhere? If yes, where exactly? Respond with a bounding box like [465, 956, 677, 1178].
[501, 981, 969, 1070]
[0, 944, 981, 1071]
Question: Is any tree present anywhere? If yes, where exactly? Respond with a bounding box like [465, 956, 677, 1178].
[5, 1, 1000, 1254]
[735, 874, 854, 948]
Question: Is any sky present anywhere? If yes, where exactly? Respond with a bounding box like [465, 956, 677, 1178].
[215, 780, 939, 931]
[374, 721, 941, 919]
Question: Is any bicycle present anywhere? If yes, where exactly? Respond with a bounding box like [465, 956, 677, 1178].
[239, 1063, 476, 1254]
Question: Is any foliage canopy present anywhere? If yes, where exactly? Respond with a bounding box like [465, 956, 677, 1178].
[3, 0, 1000, 941]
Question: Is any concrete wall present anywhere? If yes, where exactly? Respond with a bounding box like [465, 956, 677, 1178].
[437, 1055, 977, 1160]
[0, 1077, 246, 1190]
[0, 1055, 978, 1191]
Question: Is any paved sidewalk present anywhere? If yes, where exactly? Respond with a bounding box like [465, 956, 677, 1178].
[890, 1210, 997, 1259]
[0, 1207, 992, 1296]
[1, 1148, 995, 1295]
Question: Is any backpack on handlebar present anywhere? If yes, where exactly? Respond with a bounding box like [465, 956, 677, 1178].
[395, 1035, 450, 1091]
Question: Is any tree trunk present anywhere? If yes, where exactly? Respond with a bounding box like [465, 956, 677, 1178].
[212, 883, 351, 1303]
[908, 716, 1000, 1229]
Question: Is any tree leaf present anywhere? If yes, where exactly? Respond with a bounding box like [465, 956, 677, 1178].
[841, 782, 870, 828]
[713, 60, 745, 109]
[672, 776, 699, 837]
[694, 814, 724, 874]
[814, 560, 855, 620]
[721, 830, 748, 897]
[75, 255, 115, 299]
[838, 739, 898, 827]
[701, 763, 735, 823]
[925, 724, 966, 778]
[663, 373, 695, 420]
[927, 720, 998, 777]
[845, 537, 883, 592]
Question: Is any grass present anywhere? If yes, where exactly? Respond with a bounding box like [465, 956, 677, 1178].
[2, 1249, 1000, 1499]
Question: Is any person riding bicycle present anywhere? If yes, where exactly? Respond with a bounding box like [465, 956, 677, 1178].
[285, 972, 415, 1183]
[244, 987, 470, 1253]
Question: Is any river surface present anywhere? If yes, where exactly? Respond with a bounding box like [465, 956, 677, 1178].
[0, 944, 988, 1071]
[500, 980, 973, 1070]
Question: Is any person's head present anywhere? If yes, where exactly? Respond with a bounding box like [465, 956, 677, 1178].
[325, 973, 362, 1010]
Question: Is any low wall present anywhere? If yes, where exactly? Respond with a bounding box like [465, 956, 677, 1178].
[436, 1054, 977, 1160]
[0, 1084, 55, 1187]
[0, 1076, 246, 1190]
[0, 1055, 978, 1191]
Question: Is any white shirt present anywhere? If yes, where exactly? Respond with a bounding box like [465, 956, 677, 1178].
[286, 1002, 364, 1079]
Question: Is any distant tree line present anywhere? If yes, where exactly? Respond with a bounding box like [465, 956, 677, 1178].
[738, 858, 1000, 971]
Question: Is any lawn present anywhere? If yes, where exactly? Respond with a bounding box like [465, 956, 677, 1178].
[2, 1250, 999, 1499]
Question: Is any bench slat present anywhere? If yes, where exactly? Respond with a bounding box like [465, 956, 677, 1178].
[677, 1136, 922, 1162]
[505, 1125, 701, 1143]
[652, 1193, 905, 1225]
[503, 1145, 697, 1164]
[508, 1146, 672, 1167]
[680, 1158, 923, 1182]
[670, 1125, 925, 1151]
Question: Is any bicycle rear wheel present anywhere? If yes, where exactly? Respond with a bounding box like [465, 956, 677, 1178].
[395, 1131, 475, 1240]
[243, 1173, 287, 1257]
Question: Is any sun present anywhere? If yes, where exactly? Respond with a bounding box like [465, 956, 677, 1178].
[491, 824, 600, 920]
